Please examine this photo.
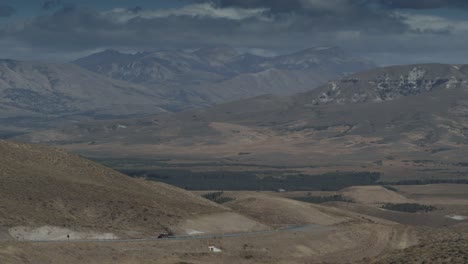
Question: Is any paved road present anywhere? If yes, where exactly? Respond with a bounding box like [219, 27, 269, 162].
[15, 224, 329, 244]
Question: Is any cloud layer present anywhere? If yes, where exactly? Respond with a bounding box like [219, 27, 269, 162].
[42, 0, 63, 10]
[0, 4, 15, 17]
[208, 0, 468, 11]
[0, 1, 467, 65]
[380, 0, 468, 9]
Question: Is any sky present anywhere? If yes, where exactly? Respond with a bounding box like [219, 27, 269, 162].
[1, 0, 468, 65]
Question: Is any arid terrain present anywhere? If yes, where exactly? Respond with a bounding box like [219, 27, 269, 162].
[0, 140, 246, 239]
[13, 64, 468, 193]
[2, 1, 468, 263]
[0, 140, 467, 263]
[3, 61, 468, 264]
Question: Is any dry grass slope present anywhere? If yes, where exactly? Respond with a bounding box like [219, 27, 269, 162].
[360, 224, 468, 264]
[0, 140, 227, 238]
[340, 186, 413, 204]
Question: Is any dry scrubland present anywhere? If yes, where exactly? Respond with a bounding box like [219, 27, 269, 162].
[0, 222, 414, 264]
[19, 64, 468, 188]
[1, 140, 468, 263]
[360, 223, 468, 264]
[2, 38, 468, 264]
[0, 140, 232, 239]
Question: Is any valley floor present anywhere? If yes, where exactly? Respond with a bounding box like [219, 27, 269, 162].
[0, 222, 413, 264]
[1, 184, 468, 264]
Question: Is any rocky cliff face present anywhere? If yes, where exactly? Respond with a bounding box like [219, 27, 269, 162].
[0, 59, 170, 119]
[301, 64, 468, 105]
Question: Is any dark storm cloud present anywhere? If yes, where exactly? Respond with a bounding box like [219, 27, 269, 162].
[203, 0, 468, 11]
[380, 0, 468, 9]
[202, 0, 373, 15]
[1, 2, 408, 54]
[205, 0, 302, 12]
[5, 6, 246, 51]
[128, 6, 143, 14]
[42, 0, 63, 10]
[1, 1, 468, 65]
[0, 4, 16, 17]
[0, 1, 436, 54]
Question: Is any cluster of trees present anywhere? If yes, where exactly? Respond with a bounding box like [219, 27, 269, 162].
[201, 192, 235, 204]
[379, 179, 468, 186]
[121, 168, 381, 191]
[293, 195, 353, 204]
[381, 203, 436, 213]
[382, 185, 398, 192]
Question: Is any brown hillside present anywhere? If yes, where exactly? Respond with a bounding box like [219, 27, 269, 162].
[0, 140, 227, 238]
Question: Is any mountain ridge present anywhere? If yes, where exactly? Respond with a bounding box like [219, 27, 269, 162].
[0, 59, 171, 119]
[0, 46, 376, 126]
[0, 140, 229, 238]
[22, 63, 468, 183]
[73, 46, 376, 108]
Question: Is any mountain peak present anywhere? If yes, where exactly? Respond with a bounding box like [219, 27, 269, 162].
[299, 46, 342, 53]
[80, 49, 125, 60]
[74, 49, 143, 67]
[291, 46, 347, 58]
[194, 45, 239, 63]
[68, 45, 376, 109]
[101, 49, 123, 55]
[255, 46, 374, 71]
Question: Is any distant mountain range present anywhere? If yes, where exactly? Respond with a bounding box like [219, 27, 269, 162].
[74, 46, 376, 109]
[27, 63, 468, 181]
[0, 46, 375, 126]
[0, 59, 170, 120]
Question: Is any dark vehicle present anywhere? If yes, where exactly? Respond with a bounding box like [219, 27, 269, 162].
[158, 232, 171, 239]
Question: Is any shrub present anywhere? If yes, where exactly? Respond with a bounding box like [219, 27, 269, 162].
[202, 192, 235, 204]
[292, 195, 353, 204]
[381, 203, 436, 213]
[382, 185, 398, 192]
